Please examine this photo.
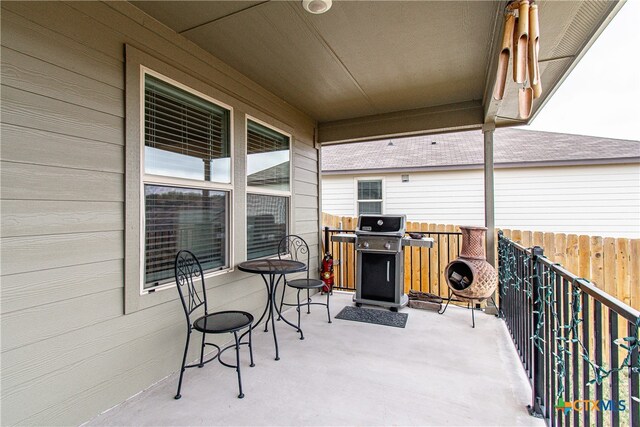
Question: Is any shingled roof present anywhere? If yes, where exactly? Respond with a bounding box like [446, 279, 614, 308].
[321, 128, 640, 173]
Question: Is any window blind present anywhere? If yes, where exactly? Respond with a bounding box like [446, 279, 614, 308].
[145, 75, 230, 181]
[144, 185, 228, 288]
[246, 120, 290, 190]
[247, 121, 289, 154]
[246, 194, 288, 260]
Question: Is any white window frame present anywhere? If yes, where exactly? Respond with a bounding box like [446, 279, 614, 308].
[355, 177, 385, 216]
[245, 115, 292, 260]
[139, 67, 235, 294]
[126, 45, 247, 313]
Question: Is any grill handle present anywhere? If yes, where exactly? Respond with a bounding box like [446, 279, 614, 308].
[386, 261, 390, 282]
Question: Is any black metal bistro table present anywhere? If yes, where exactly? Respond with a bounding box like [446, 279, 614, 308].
[237, 259, 306, 360]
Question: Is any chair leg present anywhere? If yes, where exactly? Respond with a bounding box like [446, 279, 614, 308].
[248, 326, 255, 368]
[198, 331, 206, 368]
[296, 289, 304, 340]
[326, 291, 332, 323]
[306, 289, 311, 314]
[233, 331, 244, 399]
[175, 329, 191, 399]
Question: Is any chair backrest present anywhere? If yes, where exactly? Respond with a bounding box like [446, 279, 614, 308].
[174, 250, 208, 321]
[278, 235, 310, 279]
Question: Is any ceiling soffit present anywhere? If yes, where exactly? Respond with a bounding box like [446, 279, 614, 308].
[131, 1, 495, 124]
[131, 1, 624, 143]
[131, 1, 265, 33]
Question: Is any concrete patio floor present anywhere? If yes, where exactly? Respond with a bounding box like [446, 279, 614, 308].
[86, 292, 544, 426]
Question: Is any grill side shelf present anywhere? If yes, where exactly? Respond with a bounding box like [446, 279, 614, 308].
[331, 233, 356, 243]
[401, 237, 434, 248]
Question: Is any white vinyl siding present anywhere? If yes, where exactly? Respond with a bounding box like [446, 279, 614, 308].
[494, 165, 640, 237]
[322, 163, 640, 238]
[320, 177, 354, 216]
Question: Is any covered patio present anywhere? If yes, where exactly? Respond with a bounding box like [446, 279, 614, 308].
[86, 292, 541, 426]
[0, 1, 629, 426]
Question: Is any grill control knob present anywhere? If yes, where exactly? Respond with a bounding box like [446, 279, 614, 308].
[384, 242, 391, 250]
[363, 241, 369, 248]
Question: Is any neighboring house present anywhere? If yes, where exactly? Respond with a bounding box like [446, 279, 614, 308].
[322, 128, 640, 238]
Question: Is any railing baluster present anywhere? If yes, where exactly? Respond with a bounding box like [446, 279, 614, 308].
[518, 251, 524, 360]
[530, 246, 544, 417]
[550, 267, 557, 427]
[560, 275, 569, 427]
[594, 299, 604, 427]
[609, 311, 619, 427]
[572, 282, 579, 427]
[527, 252, 532, 373]
[629, 320, 639, 427]
[555, 276, 568, 426]
[581, 290, 590, 427]
[544, 265, 552, 420]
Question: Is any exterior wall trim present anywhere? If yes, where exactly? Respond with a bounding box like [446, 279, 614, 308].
[322, 157, 640, 175]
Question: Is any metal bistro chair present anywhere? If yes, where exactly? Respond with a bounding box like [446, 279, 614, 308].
[278, 235, 331, 336]
[174, 250, 254, 399]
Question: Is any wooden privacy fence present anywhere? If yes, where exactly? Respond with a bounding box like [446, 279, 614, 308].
[322, 213, 640, 310]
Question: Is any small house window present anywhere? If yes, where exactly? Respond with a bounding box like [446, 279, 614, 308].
[246, 119, 291, 259]
[357, 179, 383, 215]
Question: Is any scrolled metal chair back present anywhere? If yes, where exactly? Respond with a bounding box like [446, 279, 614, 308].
[278, 235, 310, 278]
[174, 250, 207, 319]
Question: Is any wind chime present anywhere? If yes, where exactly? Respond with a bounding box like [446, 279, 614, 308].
[493, 0, 542, 119]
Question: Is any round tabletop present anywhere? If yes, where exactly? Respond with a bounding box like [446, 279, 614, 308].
[237, 259, 306, 275]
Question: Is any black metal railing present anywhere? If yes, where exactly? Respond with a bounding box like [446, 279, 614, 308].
[498, 231, 639, 427]
[323, 226, 462, 296]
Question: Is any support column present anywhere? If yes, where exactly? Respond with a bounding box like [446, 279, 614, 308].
[483, 124, 496, 267]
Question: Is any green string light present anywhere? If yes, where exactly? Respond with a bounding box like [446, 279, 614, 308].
[498, 234, 639, 401]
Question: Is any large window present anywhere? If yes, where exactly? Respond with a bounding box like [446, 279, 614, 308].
[357, 179, 383, 215]
[143, 72, 232, 289]
[246, 119, 290, 259]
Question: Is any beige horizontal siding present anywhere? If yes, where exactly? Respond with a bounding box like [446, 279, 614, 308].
[1, 123, 124, 172]
[0, 1, 318, 425]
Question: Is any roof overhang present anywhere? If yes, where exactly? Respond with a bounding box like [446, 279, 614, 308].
[132, 1, 626, 144]
[323, 157, 640, 176]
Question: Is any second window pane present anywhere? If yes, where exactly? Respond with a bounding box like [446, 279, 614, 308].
[358, 201, 382, 215]
[247, 120, 290, 192]
[247, 193, 289, 259]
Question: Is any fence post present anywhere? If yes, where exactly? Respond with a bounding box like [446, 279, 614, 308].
[324, 226, 329, 255]
[528, 246, 545, 418]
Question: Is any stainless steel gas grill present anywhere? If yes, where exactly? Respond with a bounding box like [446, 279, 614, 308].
[332, 214, 433, 311]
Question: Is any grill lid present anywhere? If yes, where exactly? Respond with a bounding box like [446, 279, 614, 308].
[356, 214, 406, 235]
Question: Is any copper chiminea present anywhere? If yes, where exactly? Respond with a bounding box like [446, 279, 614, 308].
[439, 226, 498, 327]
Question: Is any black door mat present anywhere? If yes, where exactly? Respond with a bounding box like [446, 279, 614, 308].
[335, 306, 408, 328]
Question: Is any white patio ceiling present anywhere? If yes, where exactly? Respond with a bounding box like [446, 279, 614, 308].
[132, 0, 623, 143]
